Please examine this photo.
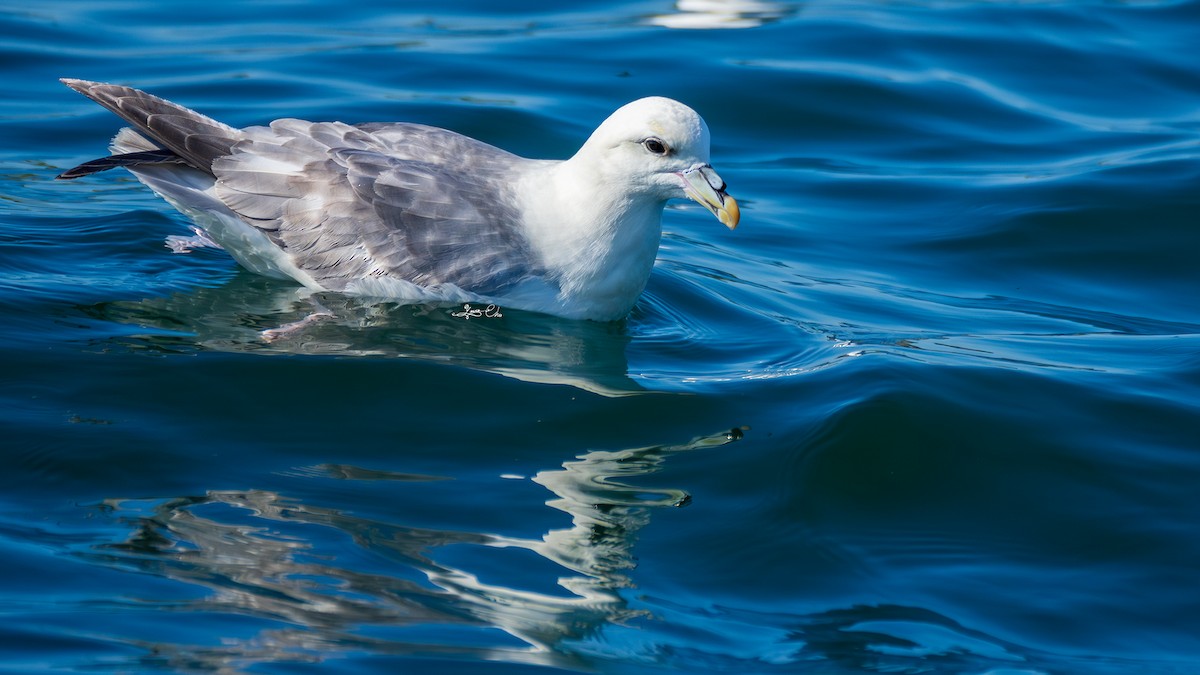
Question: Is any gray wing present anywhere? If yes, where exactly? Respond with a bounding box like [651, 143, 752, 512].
[213, 119, 542, 295]
[60, 78, 239, 174]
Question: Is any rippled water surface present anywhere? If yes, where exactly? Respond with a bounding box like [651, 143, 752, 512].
[3, 1, 1199, 673]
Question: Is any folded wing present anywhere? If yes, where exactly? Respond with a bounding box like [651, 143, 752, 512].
[213, 119, 541, 294]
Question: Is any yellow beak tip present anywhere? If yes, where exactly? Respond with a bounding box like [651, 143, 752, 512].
[720, 195, 740, 230]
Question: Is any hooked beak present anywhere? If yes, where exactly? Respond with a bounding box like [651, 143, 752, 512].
[678, 164, 740, 229]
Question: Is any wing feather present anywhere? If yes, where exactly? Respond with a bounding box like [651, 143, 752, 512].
[212, 120, 541, 294]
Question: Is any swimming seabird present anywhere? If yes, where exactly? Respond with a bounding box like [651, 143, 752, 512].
[57, 78, 738, 321]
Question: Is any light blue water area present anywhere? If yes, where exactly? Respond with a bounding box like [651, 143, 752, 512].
[2, 1, 1199, 673]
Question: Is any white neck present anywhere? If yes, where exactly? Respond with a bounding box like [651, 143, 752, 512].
[517, 157, 666, 319]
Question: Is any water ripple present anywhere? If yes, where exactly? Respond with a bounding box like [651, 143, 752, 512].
[3, 1, 1200, 672]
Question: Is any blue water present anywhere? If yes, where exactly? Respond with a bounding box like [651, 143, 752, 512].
[3, 1, 1199, 673]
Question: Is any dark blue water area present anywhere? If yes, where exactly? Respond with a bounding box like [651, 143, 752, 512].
[3, 1, 1200, 673]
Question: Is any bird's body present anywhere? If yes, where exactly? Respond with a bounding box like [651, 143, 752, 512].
[58, 79, 737, 321]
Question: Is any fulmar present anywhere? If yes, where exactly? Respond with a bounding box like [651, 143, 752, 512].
[57, 78, 739, 321]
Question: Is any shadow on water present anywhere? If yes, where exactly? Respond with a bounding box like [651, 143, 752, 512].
[76, 272, 645, 397]
[77, 428, 745, 672]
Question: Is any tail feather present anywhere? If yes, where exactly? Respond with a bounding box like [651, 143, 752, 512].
[59, 78, 241, 177]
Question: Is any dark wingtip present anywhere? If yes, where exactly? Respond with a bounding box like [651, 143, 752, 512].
[56, 149, 186, 180]
[56, 77, 235, 177]
[58, 79, 104, 179]
[56, 160, 99, 180]
[56, 168, 85, 180]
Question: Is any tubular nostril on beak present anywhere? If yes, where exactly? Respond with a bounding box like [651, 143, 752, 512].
[695, 164, 725, 192]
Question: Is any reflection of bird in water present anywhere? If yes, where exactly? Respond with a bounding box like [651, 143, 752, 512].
[86, 428, 746, 671]
[78, 272, 643, 396]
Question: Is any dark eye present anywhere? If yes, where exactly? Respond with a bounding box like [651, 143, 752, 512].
[642, 138, 670, 156]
